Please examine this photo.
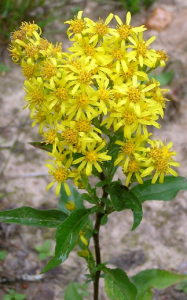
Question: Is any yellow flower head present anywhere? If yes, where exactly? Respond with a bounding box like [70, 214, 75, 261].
[73, 141, 111, 176]
[8, 11, 179, 191]
[141, 140, 180, 184]
[65, 11, 85, 39]
[65, 201, 76, 211]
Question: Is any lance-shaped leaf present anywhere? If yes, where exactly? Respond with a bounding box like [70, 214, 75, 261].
[131, 176, 187, 203]
[103, 267, 137, 300]
[148, 71, 174, 86]
[59, 183, 85, 215]
[60, 184, 93, 249]
[106, 182, 142, 230]
[132, 269, 187, 300]
[0, 207, 68, 227]
[42, 209, 90, 273]
[29, 142, 52, 152]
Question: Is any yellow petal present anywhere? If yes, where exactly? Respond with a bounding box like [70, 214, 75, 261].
[146, 36, 156, 46]
[105, 13, 113, 25]
[159, 172, 164, 183]
[126, 12, 131, 26]
[86, 162, 92, 176]
[55, 182, 61, 196]
[94, 162, 102, 173]
[126, 172, 132, 187]
[64, 182, 71, 196]
[151, 172, 159, 184]
[135, 173, 143, 184]
[139, 54, 143, 67]
[115, 15, 123, 25]
[46, 181, 55, 191]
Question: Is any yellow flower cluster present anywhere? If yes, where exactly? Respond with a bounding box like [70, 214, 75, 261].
[9, 12, 179, 194]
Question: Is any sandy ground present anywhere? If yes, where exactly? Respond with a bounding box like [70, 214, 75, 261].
[1, 0, 187, 299]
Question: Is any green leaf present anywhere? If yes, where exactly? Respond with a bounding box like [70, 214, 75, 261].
[60, 186, 93, 249]
[148, 71, 174, 86]
[131, 176, 187, 203]
[81, 193, 97, 204]
[29, 142, 53, 152]
[136, 287, 153, 300]
[3, 289, 26, 300]
[103, 267, 137, 300]
[59, 183, 85, 215]
[106, 182, 143, 230]
[39, 252, 49, 261]
[0, 63, 10, 73]
[101, 215, 108, 226]
[65, 282, 89, 300]
[14, 293, 26, 300]
[42, 209, 90, 273]
[34, 245, 43, 252]
[0, 207, 68, 227]
[132, 269, 187, 300]
[42, 240, 52, 252]
[95, 181, 106, 187]
[0, 250, 7, 260]
[3, 296, 12, 300]
[101, 198, 112, 206]
[175, 279, 187, 291]
[65, 284, 83, 300]
[34, 240, 52, 260]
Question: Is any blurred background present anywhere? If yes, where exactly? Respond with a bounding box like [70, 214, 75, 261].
[0, 0, 156, 45]
[1, 1, 187, 300]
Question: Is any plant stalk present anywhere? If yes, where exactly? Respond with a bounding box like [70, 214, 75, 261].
[93, 210, 103, 300]
[93, 182, 108, 300]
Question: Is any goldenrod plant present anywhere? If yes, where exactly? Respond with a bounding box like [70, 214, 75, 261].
[1, 11, 187, 300]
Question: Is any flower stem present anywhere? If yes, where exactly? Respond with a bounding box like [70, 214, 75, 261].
[93, 210, 103, 300]
[93, 177, 108, 300]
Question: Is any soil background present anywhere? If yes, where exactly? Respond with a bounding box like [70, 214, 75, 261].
[1, 0, 187, 299]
